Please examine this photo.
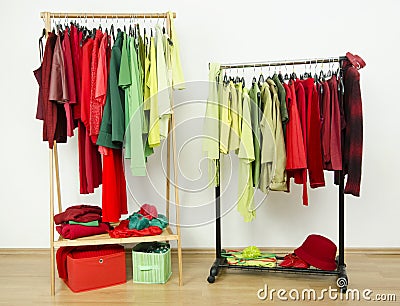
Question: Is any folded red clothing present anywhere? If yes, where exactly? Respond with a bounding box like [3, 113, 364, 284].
[69, 244, 124, 259]
[56, 246, 76, 279]
[56, 222, 111, 239]
[109, 220, 162, 238]
[54, 205, 102, 224]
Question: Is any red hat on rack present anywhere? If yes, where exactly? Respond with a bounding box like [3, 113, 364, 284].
[294, 234, 337, 271]
[346, 52, 366, 70]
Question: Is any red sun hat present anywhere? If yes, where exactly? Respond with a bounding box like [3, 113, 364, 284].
[294, 234, 337, 271]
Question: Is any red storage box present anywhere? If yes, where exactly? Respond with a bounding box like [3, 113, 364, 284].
[64, 245, 126, 292]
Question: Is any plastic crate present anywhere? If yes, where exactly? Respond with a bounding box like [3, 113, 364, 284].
[65, 245, 126, 292]
[132, 242, 171, 284]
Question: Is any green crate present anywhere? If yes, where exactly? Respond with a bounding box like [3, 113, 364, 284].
[132, 243, 172, 284]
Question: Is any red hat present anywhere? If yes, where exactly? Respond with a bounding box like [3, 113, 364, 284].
[294, 234, 337, 271]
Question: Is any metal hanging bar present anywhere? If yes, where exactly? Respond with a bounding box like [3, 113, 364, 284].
[219, 56, 347, 70]
[40, 12, 176, 19]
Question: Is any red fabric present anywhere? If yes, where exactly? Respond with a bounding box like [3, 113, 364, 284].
[54, 204, 102, 224]
[294, 80, 307, 156]
[78, 121, 88, 193]
[341, 60, 363, 196]
[109, 220, 162, 238]
[56, 246, 76, 279]
[89, 30, 104, 143]
[303, 78, 325, 188]
[70, 25, 82, 121]
[62, 28, 76, 137]
[102, 148, 127, 222]
[326, 77, 342, 171]
[80, 38, 94, 129]
[320, 81, 331, 166]
[41, 32, 57, 148]
[70, 244, 124, 259]
[56, 222, 110, 239]
[34, 66, 44, 120]
[285, 81, 308, 205]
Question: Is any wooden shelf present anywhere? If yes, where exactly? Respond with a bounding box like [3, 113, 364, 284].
[54, 226, 178, 247]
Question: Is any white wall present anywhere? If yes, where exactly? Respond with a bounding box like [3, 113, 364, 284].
[0, 0, 399, 249]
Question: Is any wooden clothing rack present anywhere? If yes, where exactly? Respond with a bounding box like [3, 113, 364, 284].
[41, 11, 183, 295]
[207, 56, 349, 293]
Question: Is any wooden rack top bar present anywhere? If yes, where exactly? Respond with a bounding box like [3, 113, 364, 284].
[40, 12, 176, 19]
[219, 56, 347, 69]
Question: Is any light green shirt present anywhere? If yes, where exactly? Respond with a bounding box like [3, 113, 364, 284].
[203, 63, 221, 186]
[237, 88, 256, 222]
[228, 81, 240, 152]
[249, 83, 261, 188]
[155, 25, 171, 140]
[219, 83, 231, 154]
[147, 37, 160, 148]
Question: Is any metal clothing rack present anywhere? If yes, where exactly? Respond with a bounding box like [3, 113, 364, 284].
[41, 11, 182, 295]
[207, 56, 349, 293]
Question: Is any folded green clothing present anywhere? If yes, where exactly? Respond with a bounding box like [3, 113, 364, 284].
[149, 214, 168, 229]
[128, 213, 169, 230]
[68, 220, 99, 227]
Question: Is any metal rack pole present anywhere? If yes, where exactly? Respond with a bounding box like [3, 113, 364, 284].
[219, 57, 346, 70]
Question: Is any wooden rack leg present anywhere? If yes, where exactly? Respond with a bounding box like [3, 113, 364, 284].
[167, 11, 183, 286]
[171, 114, 183, 286]
[166, 120, 171, 221]
[49, 147, 55, 296]
[53, 142, 62, 214]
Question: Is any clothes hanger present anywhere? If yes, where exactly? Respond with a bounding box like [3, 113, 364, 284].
[284, 62, 289, 81]
[252, 64, 257, 86]
[290, 61, 297, 80]
[241, 66, 245, 88]
[258, 66, 265, 87]
[313, 60, 319, 83]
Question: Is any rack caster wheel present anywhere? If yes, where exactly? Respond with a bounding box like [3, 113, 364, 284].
[207, 275, 215, 283]
[337, 276, 348, 293]
[210, 267, 218, 277]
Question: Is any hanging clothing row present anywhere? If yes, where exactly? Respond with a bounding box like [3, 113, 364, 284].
[204, 53, 364, 222]
[34, 11, 185, 222]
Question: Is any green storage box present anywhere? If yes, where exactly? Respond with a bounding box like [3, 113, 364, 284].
[132, 242, 172, 284]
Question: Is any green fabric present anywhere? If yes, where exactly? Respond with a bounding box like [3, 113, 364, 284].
[126, 36, 146, 176]
[203, 63, 221, 186]
[272, 74, 288, 134]
[237, 88, 255, 222]
[219, 83, 231, 154]
[149, 214, 168, 229]
[97, 31, 125, 149]
[266, 79, 287, 191]
[118, 33, 131, 157]
[228, 81, 240, 152]
[249, 83, 261, 188]
[147, 37, 160, 148]
[156, 25, 172, 140]
[167, 11, 185, 90]
[128, 213, 150, 230]
[68, 220, 99, 227]
[142, 36, 154, 158]
[259, 82, 274, 193]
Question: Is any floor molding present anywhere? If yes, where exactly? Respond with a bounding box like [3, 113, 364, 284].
[1, 247, 400, 255]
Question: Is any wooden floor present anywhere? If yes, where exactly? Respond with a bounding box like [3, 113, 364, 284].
[0, 251, 399, 305]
